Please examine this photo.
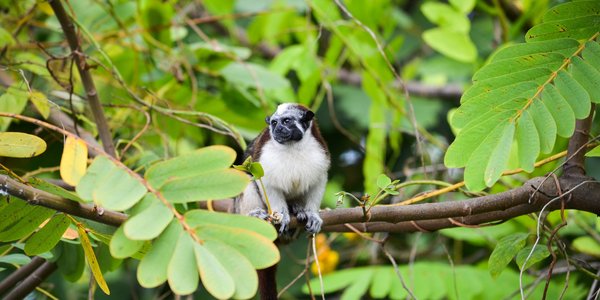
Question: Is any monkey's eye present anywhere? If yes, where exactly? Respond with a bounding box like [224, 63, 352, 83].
[271, 120, 278, 126]
[282, 118, 291, 125]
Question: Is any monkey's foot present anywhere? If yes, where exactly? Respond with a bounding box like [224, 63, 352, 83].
[277, 212, 291, 235]
[248, 208, 269, 220]
[296, 211, 322, 234]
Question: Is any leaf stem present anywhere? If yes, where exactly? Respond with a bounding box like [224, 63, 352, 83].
[257, 178, 273, 216]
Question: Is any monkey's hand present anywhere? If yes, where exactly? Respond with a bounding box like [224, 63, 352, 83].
[296, 210, 323, 234]
[248, 208, 269, 220]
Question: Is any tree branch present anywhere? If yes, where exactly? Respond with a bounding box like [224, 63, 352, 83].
[0, 257, 45, 296]
[0, 175, 127, 227]
[2, 261, 57, 300]
[48, 0, 116, 157]
[563, 104, 595, 177]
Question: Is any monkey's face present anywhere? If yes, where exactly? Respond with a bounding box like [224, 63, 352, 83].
[266, 104, 315, 144]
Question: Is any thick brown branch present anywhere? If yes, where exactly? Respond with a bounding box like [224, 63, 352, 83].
[563, 104, 595, 177]
[48, 0, 116, 157]
[2, 261, 57, 300]
[0, 175, 127, 227]
[0, 257, 45, 296]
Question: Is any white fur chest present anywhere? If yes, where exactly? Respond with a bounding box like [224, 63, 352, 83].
[259, 135, 329, 197]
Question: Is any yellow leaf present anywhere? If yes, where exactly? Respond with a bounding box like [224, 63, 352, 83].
[77, 225, 110, 295]
[37, 2, 54, 15]
[0, 132, 46, 158]
[29, 91, 50, 119]
[60, 136, 88, 186]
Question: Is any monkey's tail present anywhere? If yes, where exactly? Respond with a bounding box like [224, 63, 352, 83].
[258, 264, 278, 300]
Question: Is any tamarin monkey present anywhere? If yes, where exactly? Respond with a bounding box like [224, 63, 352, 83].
[234, 103, 330, 299]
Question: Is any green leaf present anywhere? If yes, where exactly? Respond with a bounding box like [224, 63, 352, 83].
[168, 233, 198, 295]
[92, 169, 147, 211]
[56, 242, 85, 282]
[124, 196, 173, 241]
[376, 174, 392, 189]
[0, 206, 55, 242]
[249, 162, 264, 178]
[0, 87, 28, 131]
[145, 145, 237, 188]
[303, 267, 369, 294]
[160, 169, 249, 203]
[515, 110, 539, 172]
[25, 214, 70, 256]
[109, 226, 145, 259]
[421, 2, 469, 32]
[449, 0, 475, 14]
[202, 239, 257, 299]
[76, 156, 114, 202]
[220, 62, 292, 90]
[541, 84, 575, 137]
[185, 209, 277, 240]
[29, 91, 50, 119]
[516, 245, 550, 270]
[570, 56, 600, 103]
[137, 220, 180, 288]
[362, 72, 387, 196]
[526, 1, 600, 42]
[423, 28, 477, 63]
[77, 156, 147, 211]
[193, 241, 235, 299]
[586, 145, 600, 157]
[488, 233, 529, 278]
[369, 267, 392, 298]
[445, 36, 600, 189]
[13, 52, 48, 76]
[0, 199, 31, 231]
[572, 236, 600, 256]
[0, 132, 47, 158]
[28, 177, 85, 203]
[195, 223, 279, 269]
[0, 253, 31, 265]
[530, 99, 557, 154]
[0, 27, 15, 48]
[554, 71, 590, 119]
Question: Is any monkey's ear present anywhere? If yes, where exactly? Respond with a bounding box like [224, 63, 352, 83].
[301, 111, 314, 122]
[265, 116, 271, 124]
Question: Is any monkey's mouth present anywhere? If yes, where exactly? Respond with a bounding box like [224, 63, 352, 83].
[273, 131, 303, 144]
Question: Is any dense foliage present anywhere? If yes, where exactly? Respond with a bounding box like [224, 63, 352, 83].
[0, 0, 599, 299]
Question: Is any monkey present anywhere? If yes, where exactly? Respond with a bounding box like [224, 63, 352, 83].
[235, 103, 330, 237]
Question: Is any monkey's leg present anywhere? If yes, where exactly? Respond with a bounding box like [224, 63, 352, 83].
[292, 176, 326, 234]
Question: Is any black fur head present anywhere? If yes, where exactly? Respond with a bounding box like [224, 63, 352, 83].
[266, 103, 315, 144]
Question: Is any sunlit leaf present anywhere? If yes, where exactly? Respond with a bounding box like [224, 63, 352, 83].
[195, 223, 279, 269]
[193, 242, 235, 299]
[60, 136, 88, 186]
[184, 209, 277, 240]
[0, 132, 47, 158]
[202, 239, 257, 299]
[160, 169, 249, 203]
[109, 226, 145, 259]
[168, 233, 198, 295]
[145, 145, 237, 188]
[423, 28, 477, 62]
[137, 220, 180, 288]
[124, 197, 173, 241]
